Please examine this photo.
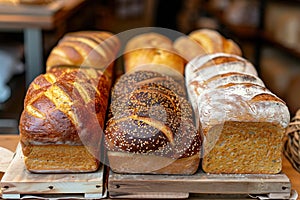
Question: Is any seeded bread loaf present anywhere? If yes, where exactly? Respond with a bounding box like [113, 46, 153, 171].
[185, 53, 290, 174]
[105, 70, 201, 174]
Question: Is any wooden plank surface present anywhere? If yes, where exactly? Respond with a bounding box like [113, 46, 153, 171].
[108, 169, 291, 198]
[0, 144, 105, 199]
[1, 135, 300, 199]
[0, 135, 19, 152]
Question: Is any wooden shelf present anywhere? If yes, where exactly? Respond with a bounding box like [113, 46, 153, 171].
[262, 32, 300, 59]
[203, 4, 259, 40]
[202, 0, 300, 61]
[266, 0, 300, 4]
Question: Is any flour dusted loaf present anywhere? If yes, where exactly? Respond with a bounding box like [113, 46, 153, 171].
[185, 53, 290, 174]
[124, 32, 186, 75]
[174, 28, 242, 61]
[105, 70, 201, 174]
[20, 31, 120, 173]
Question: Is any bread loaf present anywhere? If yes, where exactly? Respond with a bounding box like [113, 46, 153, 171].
[20, 31, 120, 173]
[46, 31, 120, 72]
[174, 29, 242, 62]
[105, 70, 201, 174]
[19, 66, 111, 173]
[124, 32, 186, 75]
[185, 53, 290, 174]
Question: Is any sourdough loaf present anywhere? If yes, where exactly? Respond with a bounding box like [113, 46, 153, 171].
[105, 70, 201, 174]
[185, 53, 290, 174]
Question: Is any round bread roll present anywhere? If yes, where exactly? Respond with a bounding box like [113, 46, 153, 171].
[124, 49, 185, 74]
[124, 32, 186, 75]
[125, 32, 173, 52]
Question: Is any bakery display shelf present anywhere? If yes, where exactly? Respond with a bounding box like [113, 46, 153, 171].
[262, 32, 300, 60]
[0, 144, 106, 199]
[0, 0, 64, 15]
[202, 3, 259, 40]
[108, 169, 292, 199]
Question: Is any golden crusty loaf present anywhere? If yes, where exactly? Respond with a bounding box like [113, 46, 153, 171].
[185, 53, 290, 174]
[19, 66, 111, 173]
[105, 70, 201, 174]
[174, 28, 242, 61]
[124, 32, 186, 75]
[20, 30, 120, 173]
[46, 31, 121, 71]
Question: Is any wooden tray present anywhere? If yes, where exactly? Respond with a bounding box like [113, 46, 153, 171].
[0, 145, 106, 199]
[108, 168, 292, 199]
[0, 144, 294, 199]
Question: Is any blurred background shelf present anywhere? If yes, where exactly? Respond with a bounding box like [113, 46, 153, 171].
[0, 0, 300, 134]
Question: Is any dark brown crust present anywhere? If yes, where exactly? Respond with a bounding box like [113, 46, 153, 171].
[111, 70, 186, 100]
[105, 70, 201, 159]
[19, 67, 111, 148]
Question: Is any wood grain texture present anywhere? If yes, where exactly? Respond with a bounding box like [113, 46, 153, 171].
[1, 135, 300, 199]
[108, 169, 291, 197]
[1, 144, 105, 199]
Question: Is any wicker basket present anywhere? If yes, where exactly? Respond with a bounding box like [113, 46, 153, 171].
[284, 109, 300, 173]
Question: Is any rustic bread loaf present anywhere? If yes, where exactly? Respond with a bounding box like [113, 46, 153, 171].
[174, 29, 242, 62]
[105, 70, 201, 174]
[19, 66, 111, 173]
[20, 31, 120, 173]
[46, 31, 120, 72]
[185, 53, 290, 174]
[124, 32, 186, 75]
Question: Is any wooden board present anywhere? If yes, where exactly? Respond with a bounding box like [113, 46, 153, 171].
[108, 169, 292, 199]
[0, 145, 106, 199]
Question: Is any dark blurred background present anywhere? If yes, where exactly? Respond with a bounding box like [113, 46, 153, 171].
[0, 0, 300, 134]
